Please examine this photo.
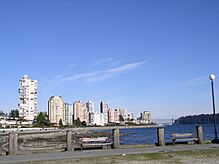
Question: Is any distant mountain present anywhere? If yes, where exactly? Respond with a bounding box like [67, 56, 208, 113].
[174, 113, 219, 124]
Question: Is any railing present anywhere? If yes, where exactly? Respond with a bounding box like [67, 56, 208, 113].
[0, 133, 9, 153]
[0, 125, 203, 155]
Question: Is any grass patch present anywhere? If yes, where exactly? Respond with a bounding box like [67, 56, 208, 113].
[170, 149, 219, 157]
[126, 153, 170, 160]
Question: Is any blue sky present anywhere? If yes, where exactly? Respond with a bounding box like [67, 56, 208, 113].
[0, 0, 219, 119]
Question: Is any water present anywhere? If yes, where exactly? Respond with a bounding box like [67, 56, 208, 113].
[119, 124, 219, 145]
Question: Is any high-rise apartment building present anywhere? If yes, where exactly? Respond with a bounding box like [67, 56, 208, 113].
[119, 108, 128, 120]
[140, 110, 151, 124]
[86, 100, 94, 125]
[48, 96, 65, 125]
[127, 112, 134, 120]
[65, 103, 73, 125]
[73, 100, 88, 123]
[108, 109, 115, 123]
[114, 109, 120, 123]
[86, 100, 94, 113]
[93, 111, 104, 126]
[18, 75, 38, 121]
[108, 109, 120, 123]
[100, 101, 109, 125]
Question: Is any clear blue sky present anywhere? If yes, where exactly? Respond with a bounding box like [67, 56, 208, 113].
[0, 0, 219, 119]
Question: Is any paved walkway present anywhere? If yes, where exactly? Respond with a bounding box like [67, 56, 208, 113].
[1, 144, 219, 164]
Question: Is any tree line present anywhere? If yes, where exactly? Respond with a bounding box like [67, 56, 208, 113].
[1, 109, 136, 128]
[174, 113, 219, 124]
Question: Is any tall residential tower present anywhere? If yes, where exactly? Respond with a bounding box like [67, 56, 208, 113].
[18, 75, 38, 121]
[65, 103, 73, 125]
[73, 100, 88, 123]
[86, 100, 94, 125]
[100, 101, 109, 125]
[48, 96, 65, 125]
[140, 110, 152, 124]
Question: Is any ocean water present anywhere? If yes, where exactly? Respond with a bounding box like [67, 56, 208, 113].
[119, 124, 219, 145]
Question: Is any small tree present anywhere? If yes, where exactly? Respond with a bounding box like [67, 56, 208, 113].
[0, 110, 6, 116]
[75, 117, 81, 127]
[34, 112, 48, 127]
[59, 119, 63, 127]
[9, 109, 19, 119]
[119, 115, 125, 122]
[81, 121, 86, 127]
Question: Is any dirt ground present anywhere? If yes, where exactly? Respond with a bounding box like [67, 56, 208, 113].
[21, 149, 219, 164]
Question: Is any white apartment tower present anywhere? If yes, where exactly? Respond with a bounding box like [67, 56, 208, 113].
[108, 109, 115, 123]
[100, 101, 109, 125]
[140, 110, 152, 124]
[86, 100, 94, 124]
[108, 109, 120, 123]
[18, 75, 38, 121]
[86, 100, 94, 113]
[93, 111, 104, 126]
[48, 96, 65, 125]
[73, 100, 88, 123]
[65, 103, 73, 125]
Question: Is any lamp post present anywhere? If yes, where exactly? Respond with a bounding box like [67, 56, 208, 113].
[209, 73, 219, 143]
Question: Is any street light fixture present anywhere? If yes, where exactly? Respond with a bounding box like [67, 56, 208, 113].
[209, 73, 219, 143]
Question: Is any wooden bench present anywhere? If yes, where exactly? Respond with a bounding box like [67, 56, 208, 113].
[79, 137, 112, 151]
[172, 133, 198, 145]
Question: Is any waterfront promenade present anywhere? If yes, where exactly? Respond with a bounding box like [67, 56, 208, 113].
[1, 143, 219, 164]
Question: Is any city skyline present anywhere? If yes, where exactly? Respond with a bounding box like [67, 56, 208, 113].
[0, 1, 219, 119]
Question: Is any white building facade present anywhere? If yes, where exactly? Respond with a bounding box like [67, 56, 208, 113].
[48, 96, 65, 125]
[100, 101, 109, 125]
[86, 100, 95, 125]
[140, 110, 152, 124]
[65, 103, 73, 125]
[86, 100, 94, 113]
[119, 108, 128, 120]
[73, 100, 88, 124]
[108, 109, 120, 123]
[18, 75, 38, 121]
[93, 111, 104, 126]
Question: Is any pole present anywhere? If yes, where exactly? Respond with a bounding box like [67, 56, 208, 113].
[112, 128, 120, 149]
[66, 130, 72, 151]
[157, 127, 165, 146]
[211, 80, 218, 139]
[196, 125, 203, 144]
[8, 132, 18, 155]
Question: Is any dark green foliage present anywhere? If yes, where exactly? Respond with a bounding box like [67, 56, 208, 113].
[74, 117, 82, 127]
[174, 113, 219, 124]
[0, 110, 6, 116]
[81, 121, 86, 127]
[9, 109, 19, 119]
[59, 119, 63, 127]
[34, 112, 50, 127]
[119, 115, 125, 122]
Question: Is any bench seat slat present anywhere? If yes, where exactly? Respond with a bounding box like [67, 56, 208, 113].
[172, 133, 199, 145]
[79, 137, 111, 150]
[172, 136, 195, 140]
[82, 143, 112, 146]
[172, 133, 193, 138]
[173, 138, 198, 142]
[80, 137, 108, 142]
